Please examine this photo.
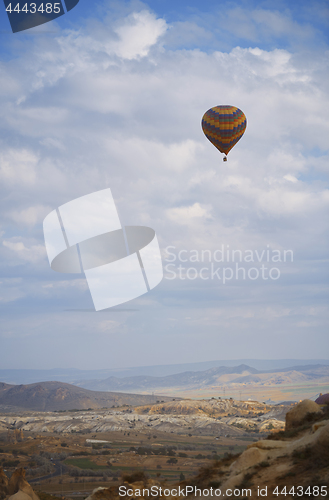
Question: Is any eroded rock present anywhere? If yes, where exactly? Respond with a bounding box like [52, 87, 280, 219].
[230, 447, 267, 473]
[285, 400, 322, 430]
[7, 468, 40, 500]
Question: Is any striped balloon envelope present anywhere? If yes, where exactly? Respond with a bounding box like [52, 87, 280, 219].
[201, 105, 247, 161]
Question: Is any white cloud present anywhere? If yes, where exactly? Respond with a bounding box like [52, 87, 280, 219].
[257, 186, 329, 216]
[1, 16, 326, 258]
[9, 205, 51, 227]
[283, 174, 298, 183]
[0, 149, 38, 186]
[113, 10, 168, 59]
[167, 203, 212, 225]
[41, 280, 88, 291]
[2, 238, 46, 263]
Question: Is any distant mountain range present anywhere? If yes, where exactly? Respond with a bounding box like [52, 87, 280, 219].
[1, 359, 329, 385]
[0, 381, 176, 412]
[74, 363, 329, 392]
[0, 362, 328, 408]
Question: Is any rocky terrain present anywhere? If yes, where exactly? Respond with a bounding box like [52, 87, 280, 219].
[191, 400, 329, 499]
[82, 400, 329, 500]
[1, 399, 327, 500]
[0, 398, 288, 437]
[0, 382, 176, 412]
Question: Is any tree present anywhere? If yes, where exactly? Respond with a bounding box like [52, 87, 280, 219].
[166, 458, 178, 465]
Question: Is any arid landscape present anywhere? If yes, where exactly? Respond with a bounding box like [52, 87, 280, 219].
[0, 362, 328, 499]
[1, 396, 329, 500]
[0, 388, 293, 496]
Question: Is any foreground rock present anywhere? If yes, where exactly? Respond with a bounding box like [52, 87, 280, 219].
[0, 469, 39, 500]
[187, 400, 329, 500]
[0, 468, 9, 500]
[285, 399, 322, 430]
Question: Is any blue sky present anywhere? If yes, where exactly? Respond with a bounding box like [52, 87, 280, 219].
[0, 0, 328, 370]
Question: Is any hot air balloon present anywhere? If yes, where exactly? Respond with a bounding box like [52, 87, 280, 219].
[201, 105, 247, 161]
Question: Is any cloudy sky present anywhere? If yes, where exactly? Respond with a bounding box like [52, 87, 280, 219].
[0, 0, 328, 371]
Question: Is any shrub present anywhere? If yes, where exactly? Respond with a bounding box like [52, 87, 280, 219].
[122, 471, 147, 483]
[209, 481, 221, 488]
[2, 460, 20, 467]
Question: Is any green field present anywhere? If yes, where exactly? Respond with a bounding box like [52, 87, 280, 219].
[64, 458, 108, 470]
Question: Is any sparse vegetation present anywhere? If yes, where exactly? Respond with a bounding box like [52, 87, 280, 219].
[2, 459, 20, 467]
[258, 461, 270, 467]
[237, 471, 255, 489]
[292, 442, 329, 470]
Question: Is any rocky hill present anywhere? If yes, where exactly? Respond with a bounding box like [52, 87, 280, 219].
[191, 400, 329, 499]
[0, 381, 176, 412]
[0, 397, 290, 436]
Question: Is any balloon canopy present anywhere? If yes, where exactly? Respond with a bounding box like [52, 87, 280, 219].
[201, 105, 247, 159]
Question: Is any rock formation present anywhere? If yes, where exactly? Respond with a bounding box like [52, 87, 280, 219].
[7, 468, 40, 500]
[183, 400, 329, 499]
[315, 393, 329, 405]
[7, 430, 24, 444]
[285, 399, 322, 430]
[0, 468, 9, 500]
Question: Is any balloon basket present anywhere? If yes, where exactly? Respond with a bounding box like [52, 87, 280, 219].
[223, 156, 227, 162]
